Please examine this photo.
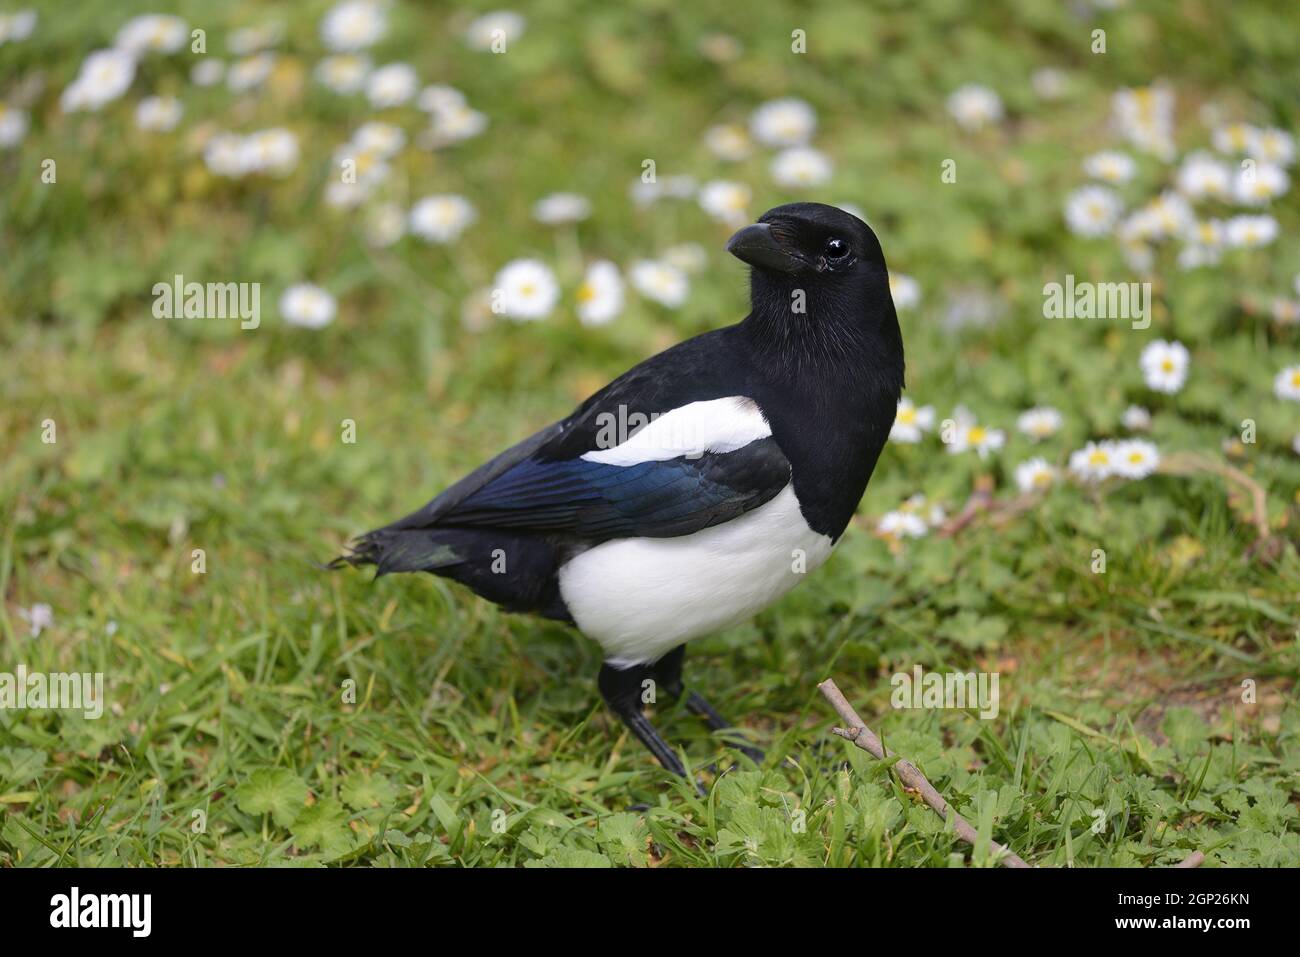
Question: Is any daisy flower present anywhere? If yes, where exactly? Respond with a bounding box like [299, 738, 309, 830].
[60, 49, 136, 112]
[1082, 151, 1136, 184]
[363, 203, 406, 248]
[17, 602, 52, 637]
[533, 193, 591, 225]
[315, 54, 371, 93]
[409, 195, 476, 243]
[1274, 365, 1300, 402]
[947, 421, 1005, 459]
[1140, 339, 1190, 394]
[417, 84, 466, 113]
[877, 510, 928, 539]
[1212, 122, 1256, 155]
[1111, 439, 1160, 479]
[1069, 440, 1117, 482]
[0, 10, 36, 46]
[947, 84, 1003, 131]
[423, 103, 489, 148]
[366, 63, 418, 108]
[1225, 214, 1278, 248]
[352, 121, 406, 157]
[1175, 152, 1230, 200]
[1064, 186, 1123, 237]
[889, 273, 920, 310]
[1121, 405, 1152, 431]
[704, 124, 752, 161]
[576, 261, 624, 326]
[191, 59, 226, 87]
[1014, 458, 1057, 492]
[0, 103, 29, 148]
[771, 147, 832, 187]
[280, 284, 337, 329]
[1248, 127, 1295, 167]
[465, 11, 526, 50]
[240, 128, 298, 176]
[749, 98, 816, 147]
[494, 259, 559, 321]
[629, 260, 689, 308]
[1232, 163, 1289, 205]
[321, 0, 386, 52]
[1017, 407, 1063, 441]
[227, 53, 276, 93]
[697, 180, 751, 226]
[890, 398, 935, 443]
[1112, 85, 1175, 159]
[228, 22, 283, 56]
[135, 96, 183, 132]
[115, 14, 187, 55]
[1031, 68, 1067, 100]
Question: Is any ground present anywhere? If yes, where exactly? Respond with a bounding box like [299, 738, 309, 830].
[1, 0, 1298, 867]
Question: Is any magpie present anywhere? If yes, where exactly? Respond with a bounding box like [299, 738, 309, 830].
[336, 202, 904, 781]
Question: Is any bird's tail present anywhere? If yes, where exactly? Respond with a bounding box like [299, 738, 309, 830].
[327, 527, 463, 576]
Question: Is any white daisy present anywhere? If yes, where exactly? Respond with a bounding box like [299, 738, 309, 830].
[533, 193, 591, 225]
[1069, 440, 1117, 482]
[1082, 151, 1136, 184]
[1014, 458, 1057, 492]
[704, 124, 752, 161]
[465, 11, 526, 51]
[227, 53, 276, 93]
[1212, 122, 1257, 155]
[321, 0, 386, 52]
[1225, 214, 1278, 248]
[697, 179, 751, 226]
[115, 14, 187, 55]
[1248, 127, 1295, 167]
[629, 260, 689, 308]
[1065, 186, 1123, 237]
[17, 602, 52, 637]
[1119, 191, 1194, 243]
[1232, 162, 1289, 205]
[280, 284, 337, 329]
[240, 128, 298, 176]
[352, 121, 405, 157]
[315, 54, 370, 93]
[1031, 68, 1067, 100]
[0, 103, 29, 148]
[1112, 85, 1175, 159]
[191, 59, 225, 87]
[749, 98, 816, 147]
[1017, 407, 1063, 441]
[494, 259, 559, 321]
[576, 261, 624, 326]
[890, 398, 935, 443]
[363, 203, 406, 248]
[947, 421, 1005, 459]
[409, 195, 476, 244]
[417, 84, 466, 113]
[1111, 439, 1160, 479]
[228, 22, 283, 56]
[888, 274, 920, 310]
[1175, 152, 1231, 200]
[60, 49, 136, 112]
[771, 147, 832, 187]
[1274, 365, 1300, 402]
[423, 104, 488, 147]
[662, 243, 707, 274]
[1140, 339, 1190, 394]
[135, 95, 183, 132]
[946, 84, 1003, 131]
[877, 510, 928, 539]
[1121, 405, 1152, 431]
[0, 10, 37, 46]
[366, 63, 418, 108]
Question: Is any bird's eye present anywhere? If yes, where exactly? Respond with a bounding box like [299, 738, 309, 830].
[824, 237, 850, 261]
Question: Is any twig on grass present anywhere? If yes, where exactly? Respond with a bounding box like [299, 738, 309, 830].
[817, 678, 1031, 868]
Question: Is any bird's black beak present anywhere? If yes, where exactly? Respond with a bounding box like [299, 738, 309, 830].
[725, 222, 807, 275]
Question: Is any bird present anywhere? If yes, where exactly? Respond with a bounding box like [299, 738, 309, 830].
[334, 202, 904, 782]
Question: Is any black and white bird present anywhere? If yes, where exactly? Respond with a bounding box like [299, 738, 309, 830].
[336, 202, 904, 780]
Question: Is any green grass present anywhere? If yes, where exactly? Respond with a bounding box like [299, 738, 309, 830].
[2, 0, 1299, 867]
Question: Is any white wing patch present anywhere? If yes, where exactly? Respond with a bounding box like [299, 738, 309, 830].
[581, 395, 770, 467]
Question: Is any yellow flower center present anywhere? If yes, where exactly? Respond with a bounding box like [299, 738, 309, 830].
[967, 426, 987, 444]
[897, 407, 916, 424]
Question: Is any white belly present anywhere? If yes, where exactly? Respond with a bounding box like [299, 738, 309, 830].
[557, 485, 834, 667]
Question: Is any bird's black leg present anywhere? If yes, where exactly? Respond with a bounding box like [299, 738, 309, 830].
[653, 646, 765, 765]
[597, 661, 689, 780]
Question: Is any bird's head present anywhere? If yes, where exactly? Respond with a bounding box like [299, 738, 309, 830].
[727, 203, 902, 383]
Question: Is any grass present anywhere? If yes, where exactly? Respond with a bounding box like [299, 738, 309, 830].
[2, 0, 1299, 867]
